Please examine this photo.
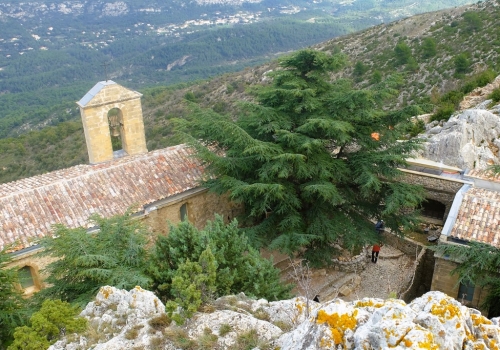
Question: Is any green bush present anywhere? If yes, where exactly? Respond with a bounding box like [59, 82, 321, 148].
[454, 53, 471, 75]
[430, 103, 455, 122]
[8, 300, 86, 350]
[151, 216, 293, 305]
[488, 88, 500, 103]
[407, 119, 426, 137]
[440, 90, 465, 108]
[34, 213, 152, 307]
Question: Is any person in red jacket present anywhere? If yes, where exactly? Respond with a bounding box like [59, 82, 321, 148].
[372, 243, 383, 263]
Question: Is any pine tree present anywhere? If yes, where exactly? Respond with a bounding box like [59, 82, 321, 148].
[175, 49, 425, 266]
[0, 249, 27, 349]
[35, 213, 152, 306]
[150, 215, 291, 301]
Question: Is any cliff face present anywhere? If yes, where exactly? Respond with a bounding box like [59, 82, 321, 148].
[50, 286, 500, 350]
[420, 76, 500, 170]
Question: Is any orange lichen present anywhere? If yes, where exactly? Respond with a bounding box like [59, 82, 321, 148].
[472, 314, 492, 326]
[317, 309, 358, 345]
[100, 286, 113, 299]
[355, 300, 384, 308]
[430, 300, 461, 322]
[456, 322, 461, 329]
[296, 301, 304, 314]
[404, 339, 413, 347]
[465, 328, 476, 342]
[319, 337, 334, 348]
[417, 333, 439, 350]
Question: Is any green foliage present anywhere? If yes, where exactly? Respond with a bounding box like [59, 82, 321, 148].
[184, 91, 198, 103]
[0, 249, 27, 349]
[165, 248, 217, 323]
[406, 119, 426, 137]
[175, 49, 425, 267]
[488, 88, 500, 103]
[371, 70, 383, 84]
[353, 61, 369, 79]
[454, 53, 471, 75]
[462, 11, 482, 33]
[151, 215, 292, 302]
[420, 37, 437, 58]
[432, 242, 500, 316]
[430, 103, 455, 122]
[35, 213, 152, 306]
[394, 41, 413, 66]
[8, 300, 86, 350]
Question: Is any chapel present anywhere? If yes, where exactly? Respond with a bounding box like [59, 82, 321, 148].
[0, 81, 238, 295]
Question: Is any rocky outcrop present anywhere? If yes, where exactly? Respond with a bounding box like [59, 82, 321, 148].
[50, 287, 500, 350]
[420, 102, 500, 170]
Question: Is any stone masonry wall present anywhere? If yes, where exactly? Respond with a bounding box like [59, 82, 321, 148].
[145, 190, 242, 236]
[431, 256, 488, 314]
[330, 247, 369, 273]
[400, 171, 465, 194]
[381, 232, 436, 303]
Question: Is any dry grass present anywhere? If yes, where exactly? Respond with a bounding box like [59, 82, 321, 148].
[253, 307, 270, 321]
[164, 326, 196, 350]
[148, 313, 171, 332]
[219, 323, 232, 337]
[124, 324, 144, 340]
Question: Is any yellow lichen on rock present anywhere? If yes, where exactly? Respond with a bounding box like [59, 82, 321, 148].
[430, 299, 461, 322]
[316, 309, 358, 345]
[355, 300, 384, 308]
[404, 338, 413, 347]
[417, 332, 440, 350]
[100, 286, 114, 299]
[472, 314, 492, 327]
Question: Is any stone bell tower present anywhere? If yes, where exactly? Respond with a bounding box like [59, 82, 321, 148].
[76, 80, 148, 164]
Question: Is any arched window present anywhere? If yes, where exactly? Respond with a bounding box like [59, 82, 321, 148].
[180, 203, 188, 221]
[18, 266, 35, 289]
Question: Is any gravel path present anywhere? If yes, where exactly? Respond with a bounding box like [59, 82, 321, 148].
[342, 244, 415, 301]
[295, 244, 416, 303]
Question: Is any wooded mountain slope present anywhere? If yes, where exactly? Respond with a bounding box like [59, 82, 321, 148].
[1, 0, 498, 184]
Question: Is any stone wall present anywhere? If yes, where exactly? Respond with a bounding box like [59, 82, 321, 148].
[330, 247, 369, 273]
[381, 232, 436, 303]
[5, 250, 54, 296]
[431, 256, 488, 315]
[144, 189, 242, 235]
[400, 170, 465, 194]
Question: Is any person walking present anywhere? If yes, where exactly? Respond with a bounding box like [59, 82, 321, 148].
[372, 243, 383, 263]
[375, 220, 384, 234]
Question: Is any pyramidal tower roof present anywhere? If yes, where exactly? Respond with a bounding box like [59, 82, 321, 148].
[77, 80, 142, 108]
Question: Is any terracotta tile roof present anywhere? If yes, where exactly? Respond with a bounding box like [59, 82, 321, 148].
[466, 169, 500, 183]
[450, 187, 500, 247]
[0, 145, 204, 251]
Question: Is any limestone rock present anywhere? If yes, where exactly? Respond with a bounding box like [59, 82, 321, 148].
[420, 107, 500, 169]
[51, 288, 500, 350]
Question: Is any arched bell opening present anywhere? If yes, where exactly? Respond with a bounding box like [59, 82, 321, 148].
[107, 108, 124, 153]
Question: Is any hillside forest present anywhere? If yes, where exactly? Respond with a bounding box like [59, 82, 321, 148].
[0, 1, 498, 184]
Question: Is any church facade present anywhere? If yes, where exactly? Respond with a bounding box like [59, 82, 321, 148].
[0, 81, 239, 295]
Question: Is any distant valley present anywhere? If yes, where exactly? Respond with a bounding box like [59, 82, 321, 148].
[0, 0, 477, 138]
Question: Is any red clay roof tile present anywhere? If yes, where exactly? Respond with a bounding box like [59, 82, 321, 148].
[450, 187, 500, 247]
[0, 145, 203, 252]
